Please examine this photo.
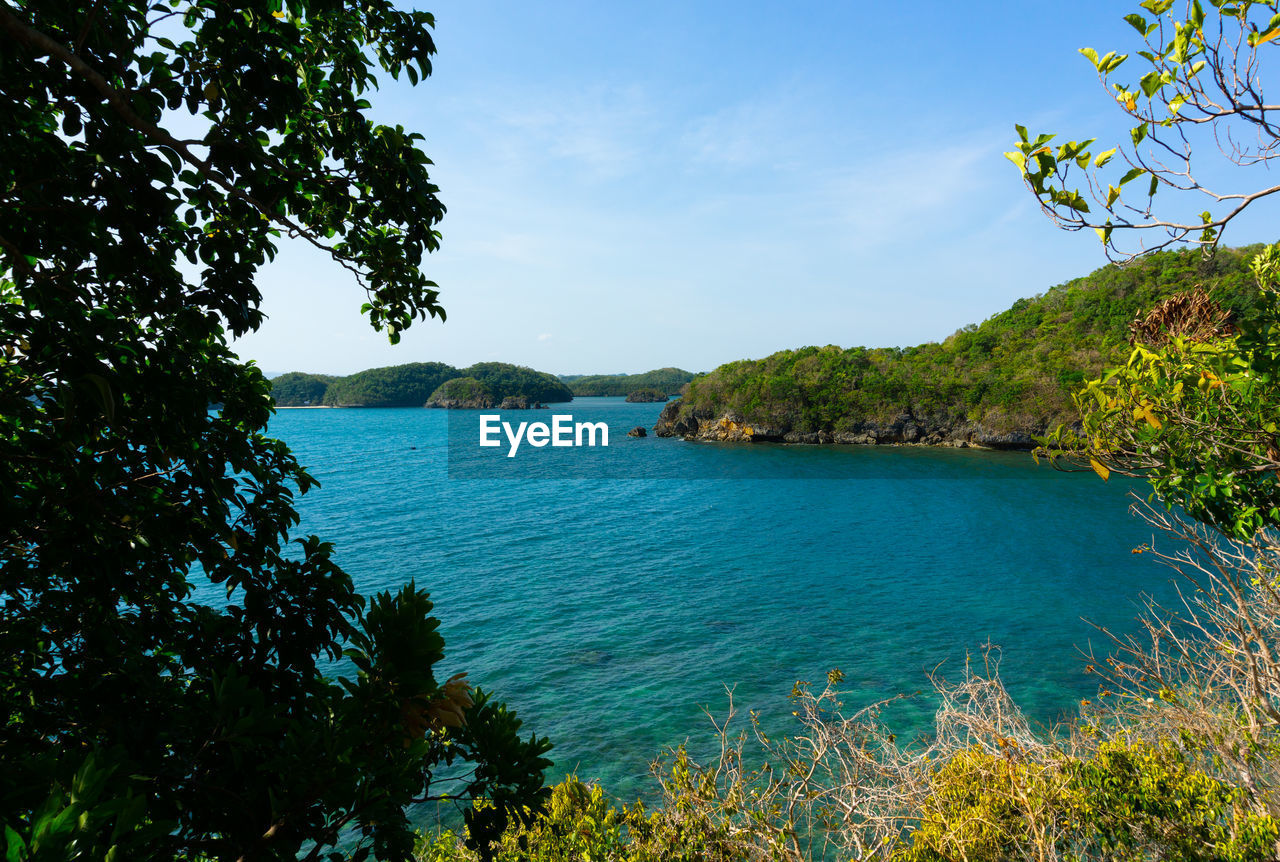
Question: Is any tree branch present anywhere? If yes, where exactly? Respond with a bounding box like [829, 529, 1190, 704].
[0, 6, 367, 284]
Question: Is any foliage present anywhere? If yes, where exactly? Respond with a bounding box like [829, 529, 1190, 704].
[321, 361, 458, 407]
[623, 387, 667, 403]
[896, 736, 1278, 862]
[1008, 0, 1280, 258]
[1066, 736, 1278, 861]
[669, 245, 1264, 438]
[427, 377, 494, 407]
[417, 778, 634, 862]
[1041, 246, 1280, 538]
[460, 362, 571, 405]
[0, 0, 551, 859]
[274, 361, 573, 407]
[270, 371, 338, 406]
[567, 368, 695, 398]
[417, 765, 754, 862]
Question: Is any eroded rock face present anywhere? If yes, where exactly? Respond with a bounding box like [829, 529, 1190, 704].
[627, 426, 647, 438]
[654, 402, 1054, 450]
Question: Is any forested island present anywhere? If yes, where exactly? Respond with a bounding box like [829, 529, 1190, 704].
[561, 367, 695, 397]
[624, 388, 668, 403]
[656, 245, 1265, 448]
[270, 361, 572, 407]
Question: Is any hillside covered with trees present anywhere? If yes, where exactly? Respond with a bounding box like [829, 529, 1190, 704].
[270, 362, 572, 407]
[657, 245, 1267, 447]
[267, 371, 339, 406]
[564, 367, 695, 397]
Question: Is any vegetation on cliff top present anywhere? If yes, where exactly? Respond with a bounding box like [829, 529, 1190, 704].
[268, 371, 339, 406]
[565, 367, 695, 397]
[319, 361, 458, 407]
[668, 245, 1266, 437]
[427, 377, 493, 407]
[271, 362, 572, 407]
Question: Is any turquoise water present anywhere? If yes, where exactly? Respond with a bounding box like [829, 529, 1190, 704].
[249, 398, 1174, 801]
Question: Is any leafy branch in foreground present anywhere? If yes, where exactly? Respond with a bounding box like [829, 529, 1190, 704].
[1038, 244, 1280, 538]
[0, 1, 549, 859]
[1007, 0, 1280, 259]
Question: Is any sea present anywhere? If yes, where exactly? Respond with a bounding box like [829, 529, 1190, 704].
[245, 397, 1177, 804]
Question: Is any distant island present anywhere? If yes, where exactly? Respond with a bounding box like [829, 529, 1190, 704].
[656, 245, 1266, 448]
[625, 388, 668, 403]
[561, 367, 695, 397]
[270, 361, 572, 408]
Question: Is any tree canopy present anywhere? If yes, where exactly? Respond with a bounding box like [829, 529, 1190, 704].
[319, 361, 458, 407]
[270, 371, 338, 406]
[566, 368, 695, 398]
[0, 1, 549, 859]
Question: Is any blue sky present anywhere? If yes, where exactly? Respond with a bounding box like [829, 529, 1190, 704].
[231, 1, 1280, 377]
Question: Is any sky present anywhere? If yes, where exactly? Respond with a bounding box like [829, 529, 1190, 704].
[230, 1, 1280, 377]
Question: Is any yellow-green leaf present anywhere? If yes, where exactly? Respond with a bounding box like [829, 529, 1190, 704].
[1090, 458, 1111, 481]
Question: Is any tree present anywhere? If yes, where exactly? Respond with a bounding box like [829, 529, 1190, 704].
[1019, 4, 1280, 850]
[0, 1, 550, 860]
[1006, 0, 1280, 259]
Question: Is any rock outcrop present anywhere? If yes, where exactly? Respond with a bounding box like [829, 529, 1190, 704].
[627, 426, 647, 438]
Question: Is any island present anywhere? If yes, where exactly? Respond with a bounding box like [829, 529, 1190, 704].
[270, 361, 572, 408]
[656, 245, 1264, 449]
[624, 388, 668, 403]
[562, 367, 695, 397]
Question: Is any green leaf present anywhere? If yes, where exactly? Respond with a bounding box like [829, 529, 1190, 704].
[1123, 13, 1149, 34]
[1095, 148, 1117, 168]
[5, 827, 27, 862]
[1102, 53, 1129, 72]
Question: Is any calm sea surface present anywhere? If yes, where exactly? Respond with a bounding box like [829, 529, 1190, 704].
[235, 398, 1176, 802]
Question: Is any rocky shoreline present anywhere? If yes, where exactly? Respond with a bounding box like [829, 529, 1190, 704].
[652, 401, 1055, 450]
[426, 394, 549, 410]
